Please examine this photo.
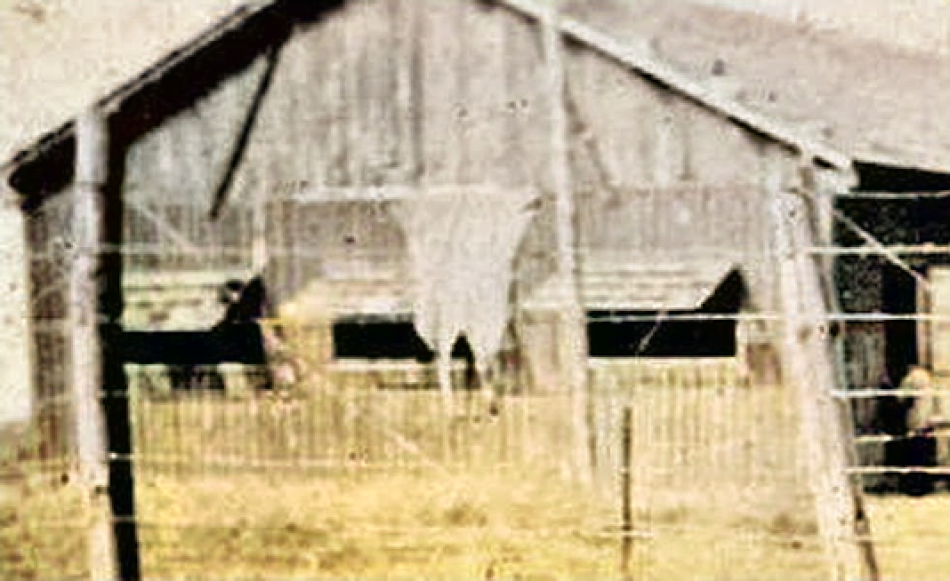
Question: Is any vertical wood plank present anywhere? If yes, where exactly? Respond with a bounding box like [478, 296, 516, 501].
[543, 1, 592, 483]
[342, 0, 366, 187]
[769, 155, 875, 581]
[72, 110, 120, 581]
[619, 405, 633, 581]
[458, 1, 508, 185]
[252, 155, 269, 273]
[419, 0, 464, 185]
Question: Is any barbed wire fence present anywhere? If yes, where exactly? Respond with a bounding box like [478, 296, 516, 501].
[7, 180, 949, 580]
[3, 4, 949, 578]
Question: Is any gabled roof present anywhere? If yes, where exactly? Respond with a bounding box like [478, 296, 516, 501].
[564, 0, 950, 174]
[2, 0, 851, 203]
[0, 0, 251, 165]
[3, 0, 344, 200]
[503, 0, 848, 170]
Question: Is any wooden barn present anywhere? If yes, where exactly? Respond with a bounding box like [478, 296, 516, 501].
[1, 0, 853, 389]
[8, 2, 950, 577]
[4, 0, 950, 457]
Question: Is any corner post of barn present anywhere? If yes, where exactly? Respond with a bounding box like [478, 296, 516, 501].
[800, 160, 881, 581]
[73, 109, 141, 581]
[769, 153, 871, 581]
[542, 0, 593, 484]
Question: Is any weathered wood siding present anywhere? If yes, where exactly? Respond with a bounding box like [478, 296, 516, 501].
[22, 193, 74, 461]
[119, 0, 809, 318]
[565, 44, 803, 314]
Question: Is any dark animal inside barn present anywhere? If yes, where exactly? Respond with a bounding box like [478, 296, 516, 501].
[870, 366, 945, 496]
[122, 276, 275, 392]
[453, 332, 512, 417]
[872, 373, 908, 437]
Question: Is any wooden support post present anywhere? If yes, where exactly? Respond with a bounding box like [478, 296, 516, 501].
[619, 406, 633, 581]
[72, 111, 119, 581]
[800, 166, 881, 581]
[542, 0, 592, 484]
[74, 110, 141, 581]
[770, 173, 873, 581]
[0, 189, 32, 441]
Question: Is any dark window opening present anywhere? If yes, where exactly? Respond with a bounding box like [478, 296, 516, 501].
[841, 163, 950, 379]
[587, 271, 743, 358]
[332, 316, 430, 360]
[854, 162, 950, 193]
[882, 263, 921, 382]
[331, 316, 477, 362]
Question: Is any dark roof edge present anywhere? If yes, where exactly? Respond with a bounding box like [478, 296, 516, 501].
[1, 2, 265, 177]
[4, 0, 854, 201]
[850, 148, 950, 176]
[3, 0, 344, 202]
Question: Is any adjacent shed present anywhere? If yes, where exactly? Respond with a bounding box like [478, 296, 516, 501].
[568, 0, 950, 401]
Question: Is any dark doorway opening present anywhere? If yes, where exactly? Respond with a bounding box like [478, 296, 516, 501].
[882, 264, 919, 382]
[854, 161, 950, 192]
[847, 162, 950, 380]
[587, 270, 743, 358]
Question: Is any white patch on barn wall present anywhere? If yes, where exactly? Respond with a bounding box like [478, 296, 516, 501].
[0, 196, 32, 434]
[674, 203, 692, 225]
[391, 186, 538, 363]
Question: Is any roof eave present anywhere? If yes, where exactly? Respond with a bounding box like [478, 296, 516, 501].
[3, 0, 345, 204]
[495, 0, 852, 171]
[5, 0, 856, 205]
[850, 149, 950, 177]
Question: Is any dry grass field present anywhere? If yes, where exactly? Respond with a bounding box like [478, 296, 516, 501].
[1, 360, 948, 580]
[1, 472, 948, 580]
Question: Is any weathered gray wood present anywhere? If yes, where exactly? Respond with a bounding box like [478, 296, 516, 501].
[619, 405, 633, 581]
[459, 1, 509, 185]
[769, 156, 874, 581]
[72, 110, 119, 581]
[0, 189, 32, 435]
[126, 199, 200, 254]
[251, 182, 268, 272]
[495, 0, 850, 170]
[543, 0, 592, 483]
[803, 164, 881, 581]
[419, 0, 464, 186]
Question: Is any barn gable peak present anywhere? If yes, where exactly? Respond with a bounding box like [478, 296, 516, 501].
[2, 0, 850, 204]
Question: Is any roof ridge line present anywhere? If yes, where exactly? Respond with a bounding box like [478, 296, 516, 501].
[494, 0, 852, 170]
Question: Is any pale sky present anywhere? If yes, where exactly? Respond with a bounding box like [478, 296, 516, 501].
[693, 0, 950, 51]
[0, 0, 248, 161]
[3, 0, 950, 161]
